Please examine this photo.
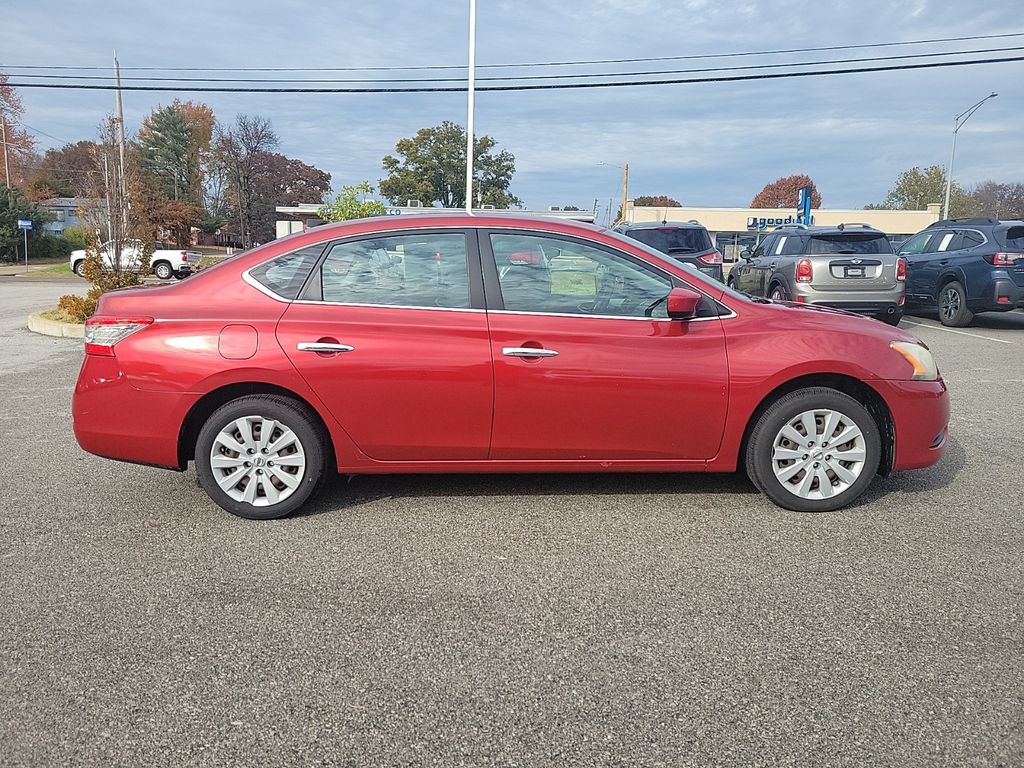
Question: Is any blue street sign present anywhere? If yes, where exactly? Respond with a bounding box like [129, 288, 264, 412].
[17, 219, 32, 230]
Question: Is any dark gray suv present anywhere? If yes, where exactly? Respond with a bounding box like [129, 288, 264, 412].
[613, 221, 724, 282]
[727, 223, 906, 326]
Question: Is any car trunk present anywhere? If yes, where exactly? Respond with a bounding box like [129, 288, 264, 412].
[806, 234, 897, 290]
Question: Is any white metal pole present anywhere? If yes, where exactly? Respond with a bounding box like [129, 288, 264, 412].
[943, 123, 957, 220]
[464, 0, 477, 213]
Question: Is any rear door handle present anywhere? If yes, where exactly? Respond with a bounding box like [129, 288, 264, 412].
[503, 347, 558, 358]
[297, 342, 354, 353]
[939, 259, 950, 265]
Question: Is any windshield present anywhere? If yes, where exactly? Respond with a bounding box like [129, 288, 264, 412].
[807, 234, 893, 255]
[626, 227, 713, 254]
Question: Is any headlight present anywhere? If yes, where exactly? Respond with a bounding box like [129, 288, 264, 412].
[890, 341, 939, 381]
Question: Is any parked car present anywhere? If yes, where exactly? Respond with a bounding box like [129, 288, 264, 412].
[897, 217, 1024, 326]
[613, 220, 724, 282]
[73, 215, 948, 519]
[70, 240, 201, 280]
[727, 223, 906, 326]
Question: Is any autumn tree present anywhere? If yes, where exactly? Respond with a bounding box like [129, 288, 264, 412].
[634, 195, 682, 207]
[23, 141, 101, 200]
[248, 151, 331, 242]
[380, 121, 521, 209]
[968, 181, 1024, 219]
[751, 174, 822, 209]
[0, 75, 36, 189]
[866, 165, 969, 216]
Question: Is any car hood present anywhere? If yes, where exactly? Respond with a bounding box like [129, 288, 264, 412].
[761, 298, 920, 344]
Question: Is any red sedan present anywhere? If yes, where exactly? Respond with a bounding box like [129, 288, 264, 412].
[73, 215, 949, 519]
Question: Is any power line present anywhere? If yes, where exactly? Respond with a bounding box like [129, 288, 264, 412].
[5, 55, 1024, 94]
[2, 31, 1023, 74]
[5, 45, 1022, 84]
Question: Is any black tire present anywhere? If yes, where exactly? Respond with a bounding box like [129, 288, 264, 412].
[195, 395, 330, 520]
[745, 387, 881, 513]
[938, 281, 973, 327]
[769, 283, 789, 301]
[73, 260, 85, 277]
[153, 261, 173, 280]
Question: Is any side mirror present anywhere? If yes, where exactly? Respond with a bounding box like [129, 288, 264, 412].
[739, 248, 752, 260]
[666, 286, 702, 320]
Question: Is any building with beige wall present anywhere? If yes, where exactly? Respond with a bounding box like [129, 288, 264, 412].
[623, 201, 943, 260]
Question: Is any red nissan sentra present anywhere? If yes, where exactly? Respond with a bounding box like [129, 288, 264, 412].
[73, 215, 949, 519]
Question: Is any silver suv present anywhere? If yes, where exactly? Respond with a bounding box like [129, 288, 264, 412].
[727, 223, 906, 325]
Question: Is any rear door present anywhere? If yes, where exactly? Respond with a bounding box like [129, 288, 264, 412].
[275, 230, 494, 461]
[481, 230, 729, 461]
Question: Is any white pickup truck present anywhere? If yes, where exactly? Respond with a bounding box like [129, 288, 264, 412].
[70, 239, 202, 280]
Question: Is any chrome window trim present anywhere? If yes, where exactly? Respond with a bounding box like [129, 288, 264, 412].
[487, 308, 734, 323]
[242, 222, 739, 319]
[291, 299, 483, 313]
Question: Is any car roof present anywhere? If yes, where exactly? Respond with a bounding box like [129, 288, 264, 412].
[771, 224, 885, 236]
[616, 221, 706, 231]
[925, 217, 1024, 229]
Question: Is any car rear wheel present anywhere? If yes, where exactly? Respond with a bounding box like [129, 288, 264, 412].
[769, 283, 789, 301]
[195, 395, 329, 519]
[746, 387, 881, 512]
[938, 281, 973, 327]
[153, 261, 173, 280]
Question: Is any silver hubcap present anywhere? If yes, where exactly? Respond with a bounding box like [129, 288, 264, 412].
[771, 409, 867, 500]
[940, 288, 960, 320]
[210, 416, 306, 507]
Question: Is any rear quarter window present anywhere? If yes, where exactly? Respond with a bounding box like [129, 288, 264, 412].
[248, 244, 325, 299]
[996, 226, 1024, 250]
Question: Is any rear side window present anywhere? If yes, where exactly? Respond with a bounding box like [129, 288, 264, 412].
[996, 226, 1024, 250]
[249, 244, 324, 299]
[807, 234, 892, 255]
[626, 227, 713, 255]
[320, 233, 471, 309]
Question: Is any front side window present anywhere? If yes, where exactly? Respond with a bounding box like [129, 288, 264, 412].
[320, 233, 471, 309]
[249, 244, 324, 300]
[491, 233, 672, 318]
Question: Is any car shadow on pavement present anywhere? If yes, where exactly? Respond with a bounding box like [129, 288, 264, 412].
[296, 470, 763, 518]
[849, 433, 966, 509]
[293, 436, 965, 518]
[904, 309, 1024, 330]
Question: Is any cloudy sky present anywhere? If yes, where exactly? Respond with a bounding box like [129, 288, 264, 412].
[3, 0, 1022, 218]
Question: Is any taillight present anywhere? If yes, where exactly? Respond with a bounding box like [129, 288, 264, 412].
[988, 252, 1023, 266]
[697, 250, 723, 265]
[896, 257, 907, 282]
[84, 316, 154, 356]
[795, 258, 813, 283]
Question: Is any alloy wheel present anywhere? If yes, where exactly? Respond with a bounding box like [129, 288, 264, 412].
[210, 415, 306, 506]
[770, 408, 866, 500]
[940, 287, 960, 322]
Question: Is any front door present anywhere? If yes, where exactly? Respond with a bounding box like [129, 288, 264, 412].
[481, 231, 730, 461]
[276, 231, 493, 461]
[899, 232, 942, 301]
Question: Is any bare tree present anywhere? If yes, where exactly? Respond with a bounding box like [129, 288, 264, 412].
[214, 115, 279, 247]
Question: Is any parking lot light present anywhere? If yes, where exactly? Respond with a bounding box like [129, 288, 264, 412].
[943, 92, 997, 219]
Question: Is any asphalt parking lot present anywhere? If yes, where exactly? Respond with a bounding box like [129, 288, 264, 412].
[1, 278, 1021, 767]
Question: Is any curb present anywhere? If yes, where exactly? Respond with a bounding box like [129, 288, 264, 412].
[27, 311, 85, 339]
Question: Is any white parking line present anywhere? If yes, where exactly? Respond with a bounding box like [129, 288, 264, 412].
[901, 319, 1013, 344]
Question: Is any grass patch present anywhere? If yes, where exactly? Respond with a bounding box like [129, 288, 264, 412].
[34, 262, 76, 277]
[39, 307, 83, 324]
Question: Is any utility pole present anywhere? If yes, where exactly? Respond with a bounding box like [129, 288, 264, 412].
[102, 153, 113, 242]
[1, 117, 10, 187]
[621, 162, 629, 225]
[114, 51, 129, 230]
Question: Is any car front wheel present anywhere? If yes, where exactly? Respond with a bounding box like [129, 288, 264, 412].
[195, 395, 329, 519]
[73, 260, 85, 277]
[746, 387, 881, 512]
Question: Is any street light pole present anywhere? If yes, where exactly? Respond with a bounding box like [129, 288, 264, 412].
[942, 91, 997, 220]
[598, 161, 629, 224]
[464, 0, 477, 213]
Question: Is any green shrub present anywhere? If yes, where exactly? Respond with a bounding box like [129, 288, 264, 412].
[61, 226, 92, 251]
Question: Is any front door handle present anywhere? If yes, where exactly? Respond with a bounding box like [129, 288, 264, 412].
[503, 347, 558, 358]
[297, 342, 355, 353]
[939, 259, 950, 266]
